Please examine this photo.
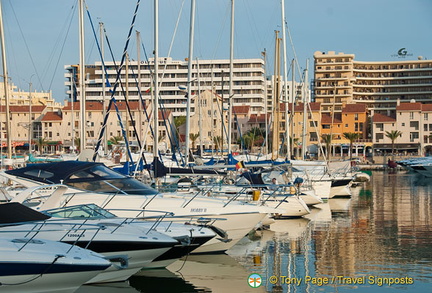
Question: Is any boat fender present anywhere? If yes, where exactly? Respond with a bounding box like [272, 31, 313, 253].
[207, 225, 232, 243]
[105, 255, 129, 269]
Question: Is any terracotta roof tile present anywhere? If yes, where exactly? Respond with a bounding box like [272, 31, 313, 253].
[9, 105, 46, 112]
[321, 114, 341, 124]
[396, 102, 422, 111]
[372, 113, 396, 122]
[342, 103, 367, 113]
[232, 105, 250, 114]
[41, 112, 62, 121]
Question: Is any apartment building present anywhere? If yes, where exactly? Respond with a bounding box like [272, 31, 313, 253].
[61, 101, 174, 153]
[373, 102, 432, 155]
[65, 57, 268, 117]
[0, 82, 59, 107]
[313, 51, 432, 117]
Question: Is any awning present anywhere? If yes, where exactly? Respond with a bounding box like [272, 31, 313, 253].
[373, 143, 420, 150]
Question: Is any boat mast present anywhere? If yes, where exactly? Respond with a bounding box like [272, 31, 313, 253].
[153, 0, 159, 161]
[0, 0, 12, 159]
[262, 49, 268, 155]
[281, 0, 291, 159]
[290, 59, 295, 158]
[197, 58, 203, 155]
[100, 22, 108, 155]
[136, 30, 143, 149]
[184, 0, 196, 165]
[272, 31, 281, 160]
[228, 0, 234, 155]
[78, 0, 86, 153]
[301, 59, 309, 159]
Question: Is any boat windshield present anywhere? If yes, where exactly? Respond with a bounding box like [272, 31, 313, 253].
[63, 164, 158, 195]
[44, 204, 116, 219]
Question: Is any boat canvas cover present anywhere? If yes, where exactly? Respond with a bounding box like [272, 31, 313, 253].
[5, 161, 105, 184]
[0, 202, 50, 224]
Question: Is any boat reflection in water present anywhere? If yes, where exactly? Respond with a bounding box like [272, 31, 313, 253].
[77, 171, 432, 292]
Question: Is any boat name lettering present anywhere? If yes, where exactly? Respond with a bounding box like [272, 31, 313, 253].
[68, 233, 83, 238]
[190, 208, 207, 213]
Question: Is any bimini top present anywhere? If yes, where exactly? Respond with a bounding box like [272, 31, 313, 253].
[5, 161, 158, 195]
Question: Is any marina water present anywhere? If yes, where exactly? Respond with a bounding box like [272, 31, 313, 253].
[77, 170, 432, 292]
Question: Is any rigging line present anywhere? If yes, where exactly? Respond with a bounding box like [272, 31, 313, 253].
[101, 31, 135, 164]
[139, 41, 185, 167]
[92, 0, 141, 162]
[47, 4, 77, 92]
[130, 64, 182, 168]
[6, 1, 74, 92]
[284, 19, 303, 83]
[239, 0, 264, 54]
[210, 3, 230, 59]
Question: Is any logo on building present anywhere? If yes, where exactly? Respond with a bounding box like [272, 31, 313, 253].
[391, 48, 413, 58]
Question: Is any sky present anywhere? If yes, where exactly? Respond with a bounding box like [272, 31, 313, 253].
[2, 0, 432, 103]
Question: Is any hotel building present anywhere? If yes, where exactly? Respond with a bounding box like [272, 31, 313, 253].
[313, 51, 432, 117]
[64, 57, 268, 117]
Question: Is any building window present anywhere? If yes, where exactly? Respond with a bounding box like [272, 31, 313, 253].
[376, 123, 384, 131]
[375, 133, 383, 142]
[425, 113, 429, 121]
[410, 112, 414, 120]
[354, 113, 359, 121]
[410, 121, 419, 130]
[402, 123, 405, 127]
[410, 132, 419, 142]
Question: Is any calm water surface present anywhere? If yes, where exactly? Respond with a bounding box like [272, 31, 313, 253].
[77, 171, 432, 293]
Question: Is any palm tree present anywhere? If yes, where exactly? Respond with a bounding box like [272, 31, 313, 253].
[73, 137, 81, 152]
[213, 136, 222, 156]
[289, 137, 300, 159]
[343, 132, 361, 162]
[35, 137, 48, 154]
[243, 132, 257, 152]
[189, 133, 200, 151]
[108, 136, 123, 150]
[174, 116, 187, 142]
[321, 134, 333, 161]
[385, 130, 402, 160]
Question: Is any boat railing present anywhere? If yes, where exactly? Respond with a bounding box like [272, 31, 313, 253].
[0, 221, 106, 252]
[102, 208, 175, 234]
[222, 187, 249, 207]
[181, 185, 219, 208]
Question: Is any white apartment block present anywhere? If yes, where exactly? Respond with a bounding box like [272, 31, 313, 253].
[0, 82, 60, 108]
[313, 51, 432, 117]
[64, 57, 268, 117]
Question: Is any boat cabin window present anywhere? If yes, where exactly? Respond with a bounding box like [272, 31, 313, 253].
[23, 169, 55, 179]
[66, 177, 158, 195]
[45, 204, 116, 219]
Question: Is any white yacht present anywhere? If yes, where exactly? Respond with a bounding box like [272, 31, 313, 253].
[1, 161, 280, 254]
[0, 202, 178, 283]
[0, 236, 110, 293]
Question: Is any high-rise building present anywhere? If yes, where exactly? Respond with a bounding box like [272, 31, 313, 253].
[313, 51, 432, 118]
[64, 57, 268, 117]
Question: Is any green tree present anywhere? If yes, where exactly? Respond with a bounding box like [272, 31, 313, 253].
[213, 136, 222, 155]
[385, 130, 402, 160]
[174, 116, 187, 142]
[189, 133, 200, 151]
[343, 132, 361, 162]
[108, 136, 123, 149]
[321, 134, 334, 161]
[35, 137, 48, 153]
[243, 127, 265, 152]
